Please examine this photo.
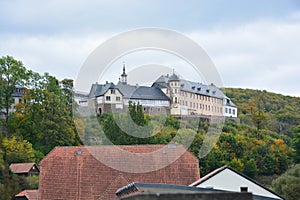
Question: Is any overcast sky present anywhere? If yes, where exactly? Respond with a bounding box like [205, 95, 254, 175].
[1, 0, 300, 96]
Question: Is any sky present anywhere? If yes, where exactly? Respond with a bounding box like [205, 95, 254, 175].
[0, 0, 300, 96]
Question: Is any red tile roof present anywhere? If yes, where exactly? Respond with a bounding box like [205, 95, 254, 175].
[15, 189, 38, 200]
[10, 163, 39, 174]
[39, 145, 200, 200]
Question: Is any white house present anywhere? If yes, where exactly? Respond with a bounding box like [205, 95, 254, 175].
[190, 166, 285, 200]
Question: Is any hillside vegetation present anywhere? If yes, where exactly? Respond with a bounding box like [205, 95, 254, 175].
[0, 56, 299, 199]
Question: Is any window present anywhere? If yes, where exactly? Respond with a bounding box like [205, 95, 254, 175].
[19, 98, 22, 103]
[111, 89, 115, 94]
[225, 108, 228, 113]
[116, 96, 121, 101]
[233, 109, 236, 115]
[106, 96, 111, 101]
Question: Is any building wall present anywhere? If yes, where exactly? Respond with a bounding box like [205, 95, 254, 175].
[120, 193, 253, 200]
[178, 91, 223, 116]
[102, 88, 123, 104]
[196, 168, 282, 199]
[164, 88, 223, 116]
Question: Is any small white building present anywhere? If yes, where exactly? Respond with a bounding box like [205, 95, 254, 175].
[223, 97, 238, 118]
[190, 166, 285, 200]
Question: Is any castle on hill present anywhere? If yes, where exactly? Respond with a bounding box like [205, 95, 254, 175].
[79, 64, 237, 118]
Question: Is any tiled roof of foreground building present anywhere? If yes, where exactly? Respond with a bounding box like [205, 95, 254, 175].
[39, 145, 200, 200]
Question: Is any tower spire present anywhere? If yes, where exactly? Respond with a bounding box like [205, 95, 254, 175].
[121, 62, 127, 84]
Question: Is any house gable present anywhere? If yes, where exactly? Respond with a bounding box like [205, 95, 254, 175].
[192, 166, 283, 200]
[10, 163, 39, 176]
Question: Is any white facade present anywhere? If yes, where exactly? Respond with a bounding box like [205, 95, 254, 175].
[223, 98, 238, 118]
[124, 99, 170, 107]
[195, 168, 283, 199]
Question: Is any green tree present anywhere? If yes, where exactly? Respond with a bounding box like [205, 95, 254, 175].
[0, 164, 20, 200]
[246, 95, 268, 131]
[229, 157, 244, 172]
[243, 158, 258, 178]
[128, 101, 148, 126]
[292, 125, 300, 163]
[2, 136, 35, 164]
[10, 74, 80, 154]
[0, 56, 30, 137]
[272, 164, 300, 200]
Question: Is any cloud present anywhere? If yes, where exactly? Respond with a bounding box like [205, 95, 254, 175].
[187, 17, 300, 96]
[0, 1, 299, 96]
[0, 33, 107, 80]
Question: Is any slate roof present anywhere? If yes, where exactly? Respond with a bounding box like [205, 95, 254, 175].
[168, 73, 179, 81]
[190, 166, 285, 200]
[153, 74, 229, 100]
[130, 86, 170, 100]
[88, 82, 115, 98]
[90, 82, 170, 101]
[12, 85, 26, 98]
[10, 163, 39, 174]
[15, 189, 38, 200]
[115, 83, 138, 98]
[39, 145, 200, 200]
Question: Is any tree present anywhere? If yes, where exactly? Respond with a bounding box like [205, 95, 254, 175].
[10, 74, 80, 154]
[229, 158, 244, 172]
[243, 158, 258, 178]
[292, 125, 300, 163]
[128, 101, 148, 126]
[0, 164, 20, 200]
[0, 56, 30, 137]
[246, 95, 268, 131]
[2, 136, 35, 164]
[272, 164, 300, 200]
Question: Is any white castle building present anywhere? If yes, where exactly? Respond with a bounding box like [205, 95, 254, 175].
[83, 65, 237, 118]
